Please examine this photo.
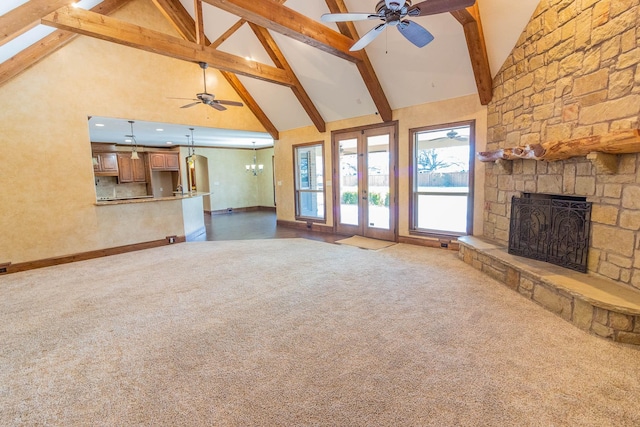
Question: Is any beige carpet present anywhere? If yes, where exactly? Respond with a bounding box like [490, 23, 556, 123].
[335, 235, 396, 250]
[1, 239, 640, 426]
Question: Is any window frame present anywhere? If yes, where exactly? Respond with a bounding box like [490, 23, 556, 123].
[409, 120, 475, 238]
[293, 141, 326, 223]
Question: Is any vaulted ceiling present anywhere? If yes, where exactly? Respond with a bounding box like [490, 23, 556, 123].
[0, 0, 540, 145]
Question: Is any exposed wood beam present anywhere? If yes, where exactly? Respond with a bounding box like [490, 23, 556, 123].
[324, 0, 392, 122]
[209, 18, 246, 49]
[451, 4, 492, 105]
[203, 0, 361, 63]
[193, 0, 206, 45]
[41, 6, 295, 87]
[151, 0, 279, 139]
[249, 23, 325, 133]
[151, 0, 197, 41]
[0, 0, 70, 48]
[0, 0, 132, 88]
[221, 71, 279, 139]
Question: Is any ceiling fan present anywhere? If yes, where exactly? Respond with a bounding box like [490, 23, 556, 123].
[173, 62, 244, 111]
[321, 0, 476, 51]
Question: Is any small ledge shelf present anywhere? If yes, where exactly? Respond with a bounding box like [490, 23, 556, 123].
[458, 236, 640, 345]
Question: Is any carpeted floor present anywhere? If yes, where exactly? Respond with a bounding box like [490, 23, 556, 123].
[1, 239, 639, 426]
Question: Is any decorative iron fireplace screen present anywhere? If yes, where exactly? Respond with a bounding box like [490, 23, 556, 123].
[508, 195, 592, 272]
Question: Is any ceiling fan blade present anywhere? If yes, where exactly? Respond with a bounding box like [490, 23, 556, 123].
[209, 102, 227, 111]
[397, 20, 434, 48]
[349, 23, 387, 51]
[215, 100, 244, 107]
[321, 12, 380, 22]
[408, 0, 475, 17]
[180, 101, 201, 108]
[168, 97, 199, 101]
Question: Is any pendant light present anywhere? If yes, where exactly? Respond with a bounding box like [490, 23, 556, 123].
[126, 120, 139, 160]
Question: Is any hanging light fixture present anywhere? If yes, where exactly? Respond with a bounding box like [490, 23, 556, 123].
[126, 120, 139, 160]
[186, 128, 196, 170]
[245, 142, 264, 176]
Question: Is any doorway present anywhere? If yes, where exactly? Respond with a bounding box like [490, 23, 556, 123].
[333, 123, 397, 241]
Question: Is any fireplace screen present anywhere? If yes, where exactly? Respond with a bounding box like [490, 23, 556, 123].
[508, 195, 592, 272]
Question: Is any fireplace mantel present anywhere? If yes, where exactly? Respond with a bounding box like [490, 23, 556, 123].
[477, 130, 640, 168]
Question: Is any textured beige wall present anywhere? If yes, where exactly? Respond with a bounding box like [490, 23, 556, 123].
[275, 94, 487, 238]
[0, 0, 264, 264]
[187, 147, 274, 211]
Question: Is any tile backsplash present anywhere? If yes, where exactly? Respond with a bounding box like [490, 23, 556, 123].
[95, 176, 148, 199]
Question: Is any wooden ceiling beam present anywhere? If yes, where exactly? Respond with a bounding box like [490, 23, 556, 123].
[451, 4, 492, 105]
[151, 0, 197, 41]
[249, 23, 325, 133]
[0, 0, 71, 48]
[193, 0, 206, 46]
[209, 18, 246, 49]
[324, 0, 392, 122]
[41, 6, 295, 87]
[202, 0, 360, 63]
[221, 71, 279, 139]
[151, 0, 279, 140]
[0, 0, 132, 88]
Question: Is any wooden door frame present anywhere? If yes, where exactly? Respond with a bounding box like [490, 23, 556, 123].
[331, 121, 399, 241]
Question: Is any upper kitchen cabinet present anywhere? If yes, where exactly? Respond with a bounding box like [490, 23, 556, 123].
[117, 153, 147, 183]
[149, 152, 180, 171]
[93, 152, 118, 176]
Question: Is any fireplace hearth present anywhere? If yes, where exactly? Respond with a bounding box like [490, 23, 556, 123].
[508, 194, 592, 272]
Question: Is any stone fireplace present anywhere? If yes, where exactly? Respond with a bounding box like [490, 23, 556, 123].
[481, 0, 640, 291]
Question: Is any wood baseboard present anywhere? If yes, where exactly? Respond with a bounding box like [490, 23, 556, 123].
[398, 235, 460, 251]
[208, 206, 276, 215]
[2, 235, 187, 275]
[276, 219, 335, 234]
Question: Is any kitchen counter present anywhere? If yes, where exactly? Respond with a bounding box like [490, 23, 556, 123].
[95, 192, 209, 206]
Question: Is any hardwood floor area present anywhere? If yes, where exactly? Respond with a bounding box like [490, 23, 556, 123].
[192, 211, 344, 244]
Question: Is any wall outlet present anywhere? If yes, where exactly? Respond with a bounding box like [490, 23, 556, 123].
[166, 235, 177, 244]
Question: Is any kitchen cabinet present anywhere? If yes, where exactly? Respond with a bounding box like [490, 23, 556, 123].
[117, 153, 147, 183]
[93, 152, 118, 176]
[150, 152, 180, 171]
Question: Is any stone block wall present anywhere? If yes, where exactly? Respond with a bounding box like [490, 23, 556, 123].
[484, 0, 640, 289]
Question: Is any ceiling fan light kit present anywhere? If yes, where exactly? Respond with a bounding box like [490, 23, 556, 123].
[321, 0, 476, 51]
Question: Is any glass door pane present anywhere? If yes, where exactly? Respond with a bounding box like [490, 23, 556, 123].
[338, 138, 359, 226]
[366, 134, 390, 230]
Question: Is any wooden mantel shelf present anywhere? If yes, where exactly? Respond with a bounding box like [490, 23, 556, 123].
[478, 129, 640, 163]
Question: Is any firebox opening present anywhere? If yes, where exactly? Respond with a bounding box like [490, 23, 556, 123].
[509, 193, 592, 273]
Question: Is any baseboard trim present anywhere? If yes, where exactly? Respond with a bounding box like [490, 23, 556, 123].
[276, 219, 335, 234]
[3, 236, 187, 275]
[398, 235, 459, 251]
[208, 206, 276, 215]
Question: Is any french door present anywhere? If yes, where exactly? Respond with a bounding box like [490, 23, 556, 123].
[333, 123, 397, 241]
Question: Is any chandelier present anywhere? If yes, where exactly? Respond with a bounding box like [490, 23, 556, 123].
[245, 142, 264, 176]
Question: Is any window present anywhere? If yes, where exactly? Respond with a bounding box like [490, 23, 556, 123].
[410, 121, 475, 236]
[294, 142, 325, 221]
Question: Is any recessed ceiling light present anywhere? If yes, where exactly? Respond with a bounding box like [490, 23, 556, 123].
[166, 141, 173, 145]
[245, 56, 253, 61]
[95, 123, 104, 127]
[156, 128, 164, 132]
[71, 2, 81, 8]
[125, 139, 132, 143]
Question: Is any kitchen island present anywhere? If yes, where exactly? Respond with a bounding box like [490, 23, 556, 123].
[95, 192, 208, 241]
